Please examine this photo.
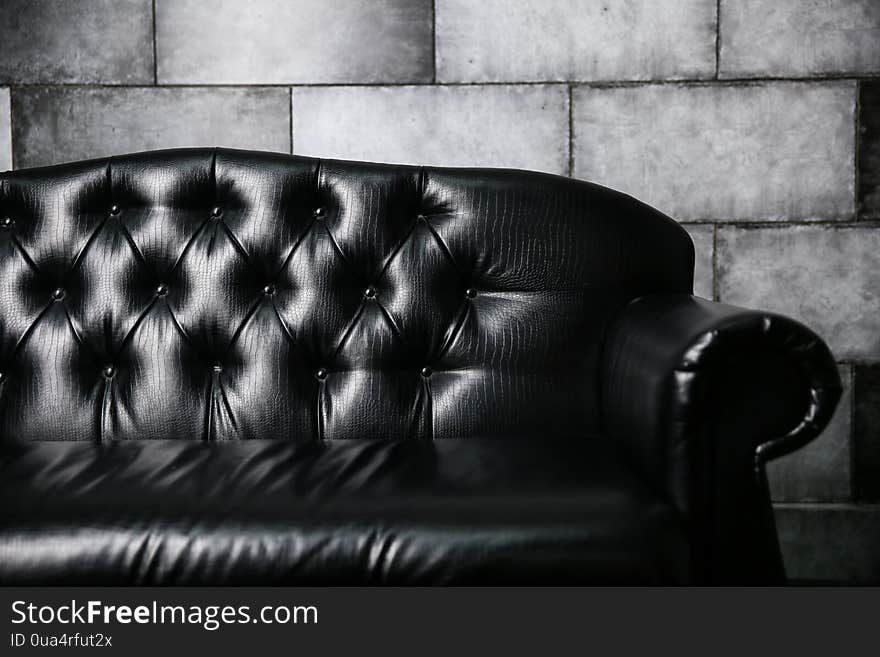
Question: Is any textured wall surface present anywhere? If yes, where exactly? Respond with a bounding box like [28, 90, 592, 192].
[156, 0, 434, 84]
[0, 88, 10, 171]
[12, 87, 291, 168]
[0, 0, 878, 583]
[573, 82, 855, 220]
[292, 85, 569, 172]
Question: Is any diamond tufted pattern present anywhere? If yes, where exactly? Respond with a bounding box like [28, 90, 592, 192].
[0, 148, 845, 584]
[0, 148, 693, 443]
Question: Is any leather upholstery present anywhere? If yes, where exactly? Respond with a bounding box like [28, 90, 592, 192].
[0, 438, 688, 584]
[601, 295, 842, 581]
[0, 148, 692, 443]
[0, 148, 840, 584]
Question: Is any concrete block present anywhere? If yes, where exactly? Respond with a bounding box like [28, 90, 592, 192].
[854, 365, 880, 501]
[0, 0, 153, 84]
[859, 81, 880, 218]
[720, 0, 880, 78]
[293, 85, 569, 174]
[573, 82, 856, 221]
[775, 504, 880, 583]
[0, 89, 10, 171]
[717, 226, 880, 361]
[156, 0, 432, 84]
[11, 87, 290, 169]
[436, 0, 715, 82]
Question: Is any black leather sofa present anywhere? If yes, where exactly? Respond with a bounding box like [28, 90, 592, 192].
[0, 148, 841, 584]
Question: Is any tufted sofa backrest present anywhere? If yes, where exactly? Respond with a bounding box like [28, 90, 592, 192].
[0, 148, 693, 442]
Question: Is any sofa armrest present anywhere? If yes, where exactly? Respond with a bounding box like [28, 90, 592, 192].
[600, 294, 841, 582]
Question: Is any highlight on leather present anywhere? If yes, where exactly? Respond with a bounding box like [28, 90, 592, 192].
[0, 147, 693, 443]
[0, 148, 840, 584]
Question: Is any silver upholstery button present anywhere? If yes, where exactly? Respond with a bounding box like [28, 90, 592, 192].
[103, 365, 115, 378]
[52, 288, 65, 301]
[211, 206, 223, 219]
[315, 368, 328, 381]
[465, 288, 478, 299]
[109, 205, 121, 216]
[313, 206, 327, 218]
[155, 283, 168, 297]
[213, 363, 222, 373]
[364, 286, 377, 299]
[1, 217, 13, 229]
[421, 367, 433, 378]
[263, 284, 276, 296]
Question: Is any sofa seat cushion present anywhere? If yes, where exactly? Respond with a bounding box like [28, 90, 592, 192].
[0, 438, 689, 584]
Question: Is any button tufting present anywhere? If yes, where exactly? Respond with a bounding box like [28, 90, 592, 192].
[210, 206, 223, 219]
[421, 367, 433, 378]
[102, 365, 115, 379]
[109, 205, 120, 216]
[465, 288, 478, 299]
[51, 288, 65, 301]
[364, 286, 377, 299]
[213, 363, 222, 374]
[0, 372, 5, 383]
[263, 284, 276, 296]
[315, 368, 328, 381]
[313, 206, 327, 218]
[155, 283, 168, 297]
[1, 217, 13, 229]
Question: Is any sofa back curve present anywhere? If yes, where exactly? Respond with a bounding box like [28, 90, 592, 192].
[0, 148, 694, 442]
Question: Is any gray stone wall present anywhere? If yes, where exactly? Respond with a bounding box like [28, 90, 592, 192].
[0, 0, 878, 582]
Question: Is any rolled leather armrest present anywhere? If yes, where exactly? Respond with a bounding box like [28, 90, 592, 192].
[600, 294, 841, 582]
